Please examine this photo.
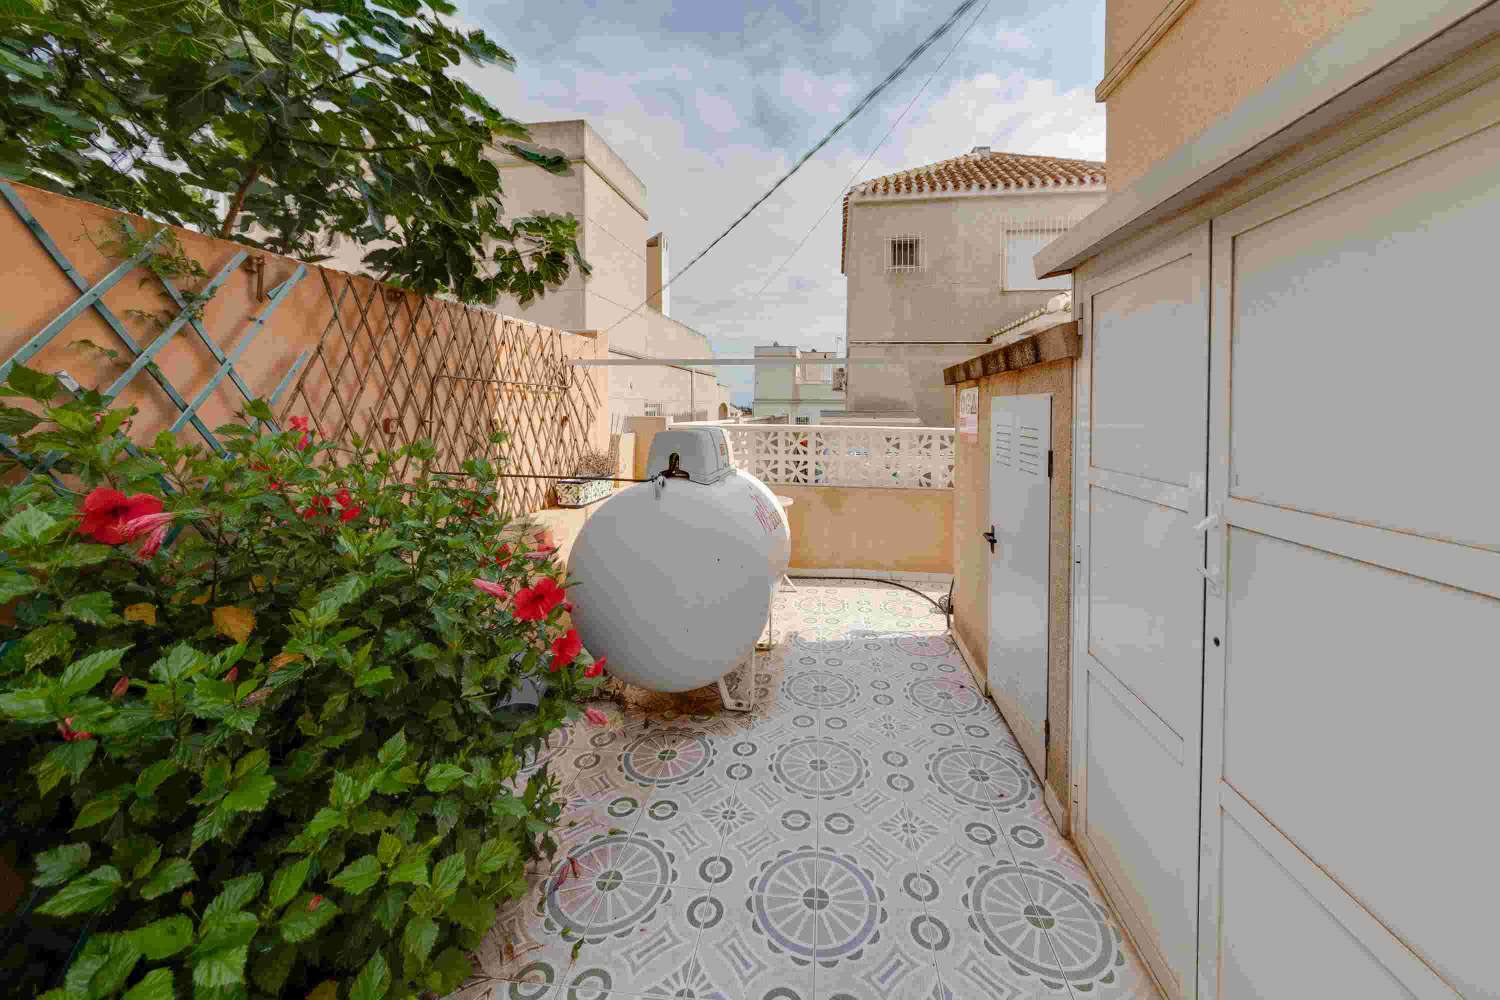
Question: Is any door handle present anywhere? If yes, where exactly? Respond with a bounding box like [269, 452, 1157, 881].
[982, 527, 997, 553]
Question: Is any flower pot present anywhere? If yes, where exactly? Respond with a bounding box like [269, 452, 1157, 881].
[555, 477, 611, 508]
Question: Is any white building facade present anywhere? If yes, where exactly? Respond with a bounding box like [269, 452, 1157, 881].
[750, 345, 846, 424]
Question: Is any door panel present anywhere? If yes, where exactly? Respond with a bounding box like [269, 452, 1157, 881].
[1084, 673, 1197, 979]
[1089, 254, 1206, 489]
[1227, 124, 1500, 550]
[988, 394, 1051, 776]
[1219, 528, 1497, 993]
[1200, 79, 1500, 1000]
[1217, 814, 1418, 1000]
[1074, 226, 1210, 999]
[1086, 488, 1202, 740]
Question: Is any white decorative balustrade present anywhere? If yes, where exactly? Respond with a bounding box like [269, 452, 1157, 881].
[712, 424, 955, 489]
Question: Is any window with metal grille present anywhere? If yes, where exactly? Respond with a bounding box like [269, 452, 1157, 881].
[888, 236, 922, 270]
[643, 402, 663, 417]
[1003, 219, 1072, 290]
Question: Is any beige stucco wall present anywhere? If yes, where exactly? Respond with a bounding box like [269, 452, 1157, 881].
[0, 182, 611, 514]
[1105, 0, 1375, 189]
[952, 357, 1074, 827]
[844, 190, 1103, 424]
[777, 485, 952, 575]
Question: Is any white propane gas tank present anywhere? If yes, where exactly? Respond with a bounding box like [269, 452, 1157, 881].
[568, 465, 790, 693]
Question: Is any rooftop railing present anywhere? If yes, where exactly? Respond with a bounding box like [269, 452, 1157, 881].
[689, 423, 955, 489]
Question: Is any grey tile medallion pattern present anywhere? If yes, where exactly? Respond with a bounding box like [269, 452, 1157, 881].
[460, 581, 1159, 1000]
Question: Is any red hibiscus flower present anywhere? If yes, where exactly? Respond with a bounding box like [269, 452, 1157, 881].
[549, 628, 582, 672]
[492, 544, 513, 567]
[583, 657, 606, 679]
[585, 707, 609, 727]
[339, 505, 362, 522]
[77, 488, 162, 545]
[289, 415, 313, 450]
[300, 495, 333, 520]
[121, 510, 174, 559]
[513, 577, 566, 621]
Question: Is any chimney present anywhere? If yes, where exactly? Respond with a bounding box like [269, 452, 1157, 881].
[646, 233, 669, 316]
[971, 145, 991, 155]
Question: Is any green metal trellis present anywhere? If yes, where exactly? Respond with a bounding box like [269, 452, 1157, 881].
[0, 181, 310, 463]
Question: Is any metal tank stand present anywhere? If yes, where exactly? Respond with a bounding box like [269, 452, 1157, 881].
[718, 590, 778, 713]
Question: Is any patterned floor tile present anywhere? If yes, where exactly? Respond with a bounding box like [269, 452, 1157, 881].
[697, 897, 817, 1000]
[813, 905, 946, 1000]
[560, 896, 710, 999]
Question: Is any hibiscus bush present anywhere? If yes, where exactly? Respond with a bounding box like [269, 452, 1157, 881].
[0, 364, 606, 998]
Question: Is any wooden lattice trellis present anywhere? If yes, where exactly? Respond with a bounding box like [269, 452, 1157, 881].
[277, 268, 602, 514]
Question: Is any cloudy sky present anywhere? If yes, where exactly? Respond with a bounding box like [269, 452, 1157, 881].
[460, 0, 1105, 403]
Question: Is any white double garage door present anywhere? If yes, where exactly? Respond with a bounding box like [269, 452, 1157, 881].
[1070, 50, 1500, 1000]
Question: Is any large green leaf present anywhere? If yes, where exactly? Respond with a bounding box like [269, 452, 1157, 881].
[349, 951, 390, 1000]
[72, 785, 131, 830]
[121, 968, 176, 1000]
[139, 857, 195, 899]
[221, 773, 276, 813]
[430, 853, 465, 898]
[401, 914, 438, 962]
[423, 762, 467, 792]
[36, 865, 122, 915]
[131, 915, 194, 961]
[32, 843, 91, 887]
[268, 858, 311, 909]
[62, 591, 120, 626]
[331, 854, 382, 895]
[57, 645, 130, 697]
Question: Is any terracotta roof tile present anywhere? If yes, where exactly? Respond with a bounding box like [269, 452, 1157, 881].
[840, 149, 1106, 272]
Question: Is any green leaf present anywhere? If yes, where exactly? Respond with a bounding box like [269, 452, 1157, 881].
[136, 759, 177, 798]
[62, 591, 120, 626]
[424, 763, 467, 792]
[191, 942, 249, 989]
[402, 915, 438, 962]
[388, 857, 428, 888]
[139, 857, 194, 899]
[268, 858, 311, 909]
[427, 947, 473, 995]
[204, 873, 263, 921]
[33, 843, 90, 887]
[372, 887, 408, 931]
[36, 865, 121, 915]
[222, 773, 276, 813]
[349, 951, 390, 1000]
[330, 854, 381, 895]
[377, 729, 408, 765]
[122, 968, 176, 1000]
[33, 739, 96, 794]
[445, 888, 496, 935]
[72, 785, 131, 830]
[7, 364, 60, 402]
[0, 568, 38, 603]
[0, 402, 42, 435]
[67, 931, 142, 997]
[131, 914, 193, 960]
[377, 832, 402, 867]
[474, 836, 518, 875]
[431, 853, 465, 898]
[2, 505, 60, 546]
[57, 645, 130, 697]
[0, 686, 52, 722]
[278, 896, 338, 943]
[23, 621, 74, 667]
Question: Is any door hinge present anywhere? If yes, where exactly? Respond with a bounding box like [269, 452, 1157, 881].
[1046, 449, 1054, 479]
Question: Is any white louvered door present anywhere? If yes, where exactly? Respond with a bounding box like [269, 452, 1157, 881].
[987, 394, 1051, 777]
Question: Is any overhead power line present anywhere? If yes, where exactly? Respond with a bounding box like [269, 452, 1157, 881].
[598, 0, 986, 339]
[751, 0, 994, 302]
